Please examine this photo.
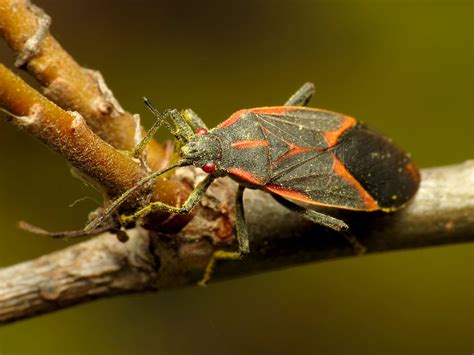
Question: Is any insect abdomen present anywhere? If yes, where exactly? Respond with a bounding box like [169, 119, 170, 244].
[334, 124, 420, 210]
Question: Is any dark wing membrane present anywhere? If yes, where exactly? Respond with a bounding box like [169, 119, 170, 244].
[334, 124, 420, 209]
[254, 108, 348, 151]
[264, 147, 378, 210]
[252, 110, 376, 210]
[216, 108, 355, 186]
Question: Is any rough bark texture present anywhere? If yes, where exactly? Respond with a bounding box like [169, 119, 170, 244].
[0, 162, 472, 325]
[0, 64, 148, 199]
[0, 0, 164, 162]
[0, 0, 192, 227]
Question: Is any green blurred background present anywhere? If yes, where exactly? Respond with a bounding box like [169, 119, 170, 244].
[0, 0, 473, 354]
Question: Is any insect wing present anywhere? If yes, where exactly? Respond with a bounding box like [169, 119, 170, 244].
[252, 108, 379, 210]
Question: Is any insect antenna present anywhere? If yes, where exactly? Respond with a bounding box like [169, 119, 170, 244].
[84, 159, 190, 233]
[143, 97, 189, 143]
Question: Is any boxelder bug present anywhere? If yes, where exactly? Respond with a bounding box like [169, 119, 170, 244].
[85, 82, 420, 284]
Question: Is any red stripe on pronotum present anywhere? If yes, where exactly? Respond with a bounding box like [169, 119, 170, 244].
[231, 140, 269, 149]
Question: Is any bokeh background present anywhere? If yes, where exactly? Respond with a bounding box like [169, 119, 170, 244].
[0, 0, 473, 354]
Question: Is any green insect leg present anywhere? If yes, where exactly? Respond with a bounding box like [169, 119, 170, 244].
[284, 82, 315, 107]
[121, 174, 215, 225]
[131, 112, 166, 158]
[165, 109, 194, 140]
[182, 108, 209, 131]
[198, 185, 249, 286]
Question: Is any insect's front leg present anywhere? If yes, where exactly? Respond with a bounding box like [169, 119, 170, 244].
[182, 108, 209, 131]
[198, 185, 249, 286]
[121, 174, 215, 225]
[284, 82, 315, 106]
[131, 111, 165, 158]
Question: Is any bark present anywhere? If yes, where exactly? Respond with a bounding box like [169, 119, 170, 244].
[0, 161, 472, 325]
[0, 0, 192, 227]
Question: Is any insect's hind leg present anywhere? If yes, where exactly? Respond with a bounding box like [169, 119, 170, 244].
[285, 82, 315, 107]
[198, 185, 249, 286]
[271, 194, 366, 254]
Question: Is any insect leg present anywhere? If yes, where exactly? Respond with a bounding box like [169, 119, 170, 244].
[182, 108, 209, 131]
[198, 185, 249, 286]
[272, 194, 348, 231]
[284, 82, 315, 107]
[131, 112, 165, 158]
[234, 185, 250, 254]
[165, 109, 194, 140]
[120, 174, 215, 225]
[271, 194, 366, 254]
[18, 220, 115, 240]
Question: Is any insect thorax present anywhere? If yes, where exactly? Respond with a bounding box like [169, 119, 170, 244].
[181, 133, 222, 168]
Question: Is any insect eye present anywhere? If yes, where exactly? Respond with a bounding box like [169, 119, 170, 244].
[201, 162, 216, 174]
[195, 128, 208, 135]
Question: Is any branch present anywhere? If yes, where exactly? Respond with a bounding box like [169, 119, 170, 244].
[0, 64, 147, 199]
[0, 0, 191, 226]
[1, 161, 472, 325]
[0, 0, 164, 162]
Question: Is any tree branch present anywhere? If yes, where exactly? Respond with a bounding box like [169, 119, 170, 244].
[0, 64, 149, 199]
[1, 161, 472, 325]
[0, 0, 192, 227]
[0, 0, 163, 161]
[0, 0, 472, 327]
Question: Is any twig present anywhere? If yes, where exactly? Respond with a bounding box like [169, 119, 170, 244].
[0, 64, 147, 199]
[0, 0, 192, 224]
[0, 162, 472, 325]
[0, 0, 162, 159]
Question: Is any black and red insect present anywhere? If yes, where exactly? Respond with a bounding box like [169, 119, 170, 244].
[85, 82, 420, 283]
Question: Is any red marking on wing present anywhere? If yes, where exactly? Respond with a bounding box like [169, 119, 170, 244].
[220, 107, 302, 129]
[228, 168, 264, 186]
[231, 140, 269, 149]
[404, 161, 421, 183]
[218, 110, 248, 128]
[332, 157, 379, 210]
[272, 144, 323, 165]
[260, 125, 320, 165]
[248, 107, 300, 115]
[324, 116, 357, 146]
[265, 185, 317, 204]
